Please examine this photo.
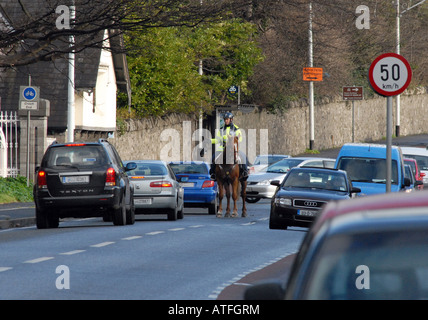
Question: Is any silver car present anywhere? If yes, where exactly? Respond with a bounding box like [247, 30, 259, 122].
[245, 157, 335, 203]
[124, 160, 184, 220]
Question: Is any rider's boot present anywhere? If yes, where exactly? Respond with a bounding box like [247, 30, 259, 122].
[240, 165, 249, 181]
[209, 166, 216, 180]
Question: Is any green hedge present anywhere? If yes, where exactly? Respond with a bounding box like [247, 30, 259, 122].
[0, 176, 33, 203]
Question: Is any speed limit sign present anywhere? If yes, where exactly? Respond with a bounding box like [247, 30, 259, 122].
[368, 53, 412, 96]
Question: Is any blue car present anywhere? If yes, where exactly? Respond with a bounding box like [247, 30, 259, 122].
[169, 161, 218, 215]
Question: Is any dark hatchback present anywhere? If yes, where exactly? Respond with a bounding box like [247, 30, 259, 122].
[33, 139, 137, 228]
[269, 167, 360, 229]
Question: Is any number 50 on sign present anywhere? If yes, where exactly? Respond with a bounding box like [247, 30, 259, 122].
[368, 53, 412, 97]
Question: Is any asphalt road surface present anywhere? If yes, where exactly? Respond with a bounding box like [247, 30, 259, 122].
[0, 199, 306, 300]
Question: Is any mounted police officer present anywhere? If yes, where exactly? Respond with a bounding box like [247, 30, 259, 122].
[209, 112, 249, 181]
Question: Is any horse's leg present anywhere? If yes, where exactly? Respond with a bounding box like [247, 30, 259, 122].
[231, 179, 239, 217]
[241, 180, 247, 218]
[224, 183, 231, 217]
[217, 182, 224, 218]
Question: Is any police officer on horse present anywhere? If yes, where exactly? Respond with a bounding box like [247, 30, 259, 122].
[209, 112, 249, 181]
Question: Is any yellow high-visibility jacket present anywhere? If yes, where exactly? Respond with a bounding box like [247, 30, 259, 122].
[211, 123, 242, 152]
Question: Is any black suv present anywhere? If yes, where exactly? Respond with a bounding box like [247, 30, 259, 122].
[33, 139, 137, 229]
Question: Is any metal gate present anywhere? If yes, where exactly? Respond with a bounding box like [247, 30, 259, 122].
[0, 111, 19, 177]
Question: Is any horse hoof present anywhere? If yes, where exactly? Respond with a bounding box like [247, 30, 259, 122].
[241, 212, 247, 218]
[225, 213, 231, 218]
[232, 212, 238, 218]
[216, 213, 222, 218]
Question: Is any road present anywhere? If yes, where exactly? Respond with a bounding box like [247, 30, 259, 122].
[0, 199, 306, 300]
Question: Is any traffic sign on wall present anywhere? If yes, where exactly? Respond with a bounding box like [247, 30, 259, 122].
[19, 86, 40, 110]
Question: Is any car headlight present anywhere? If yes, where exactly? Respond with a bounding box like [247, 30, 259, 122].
[274, 198, 292, 206]
[258, 179, 272, 185]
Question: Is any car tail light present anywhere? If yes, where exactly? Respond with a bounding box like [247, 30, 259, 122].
[202, 180, 215, 188]
[37, 170, 47, 189]
[249, 167, 255, 174]
[105, 167, 116, 186]
[65, 143, 86, 147]
[150, 181, 172, 188]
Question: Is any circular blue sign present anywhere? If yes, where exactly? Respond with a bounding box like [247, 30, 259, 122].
[228, 85, 238, 96]
[22, 87, 37, 100]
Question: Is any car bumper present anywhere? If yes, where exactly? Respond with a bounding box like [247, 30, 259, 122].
[133, 194, 176, 209]
[183, 189, 217, 205]
[269, 206, 321, 228]
[246, 184, 277, 199]
[34, 187, 122, 211]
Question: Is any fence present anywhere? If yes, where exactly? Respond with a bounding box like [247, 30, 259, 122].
[0, 111, 19, 177]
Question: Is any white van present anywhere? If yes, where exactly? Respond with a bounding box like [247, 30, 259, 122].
[401, 147, 428, 185]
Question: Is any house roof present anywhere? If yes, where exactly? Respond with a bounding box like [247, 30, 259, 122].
[0, 0, 131, 131]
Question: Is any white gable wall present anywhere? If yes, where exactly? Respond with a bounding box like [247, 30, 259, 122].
[75, 32, 117, 132]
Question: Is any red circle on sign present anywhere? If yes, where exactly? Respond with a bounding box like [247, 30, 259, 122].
[368, 53, 412, 96]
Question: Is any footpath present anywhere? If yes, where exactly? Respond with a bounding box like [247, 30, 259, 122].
[0, 202, 35, 230]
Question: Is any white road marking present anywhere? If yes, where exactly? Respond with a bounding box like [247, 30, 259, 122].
[24, 257, 54, 264]
[168, 228, 185, 231]
[60, 250, 86, 255]
[146, 231, 164, 235]
[90, 241, 115, 248]
[122, 236, 142, 240]
[0, 267, 12, 272]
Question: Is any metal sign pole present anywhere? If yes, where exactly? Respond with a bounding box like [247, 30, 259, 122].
[386, 96, 392, 193]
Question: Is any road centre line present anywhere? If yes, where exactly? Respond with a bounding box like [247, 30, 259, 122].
[90, 241, 115, 248]
[60, 250, 86, 255]
[168, 228, 185, 231]
[24, 257, 54, 264]
[146, 231, 165, 235]
[121, 236, 142, 240]
[0, 267, 12, 272]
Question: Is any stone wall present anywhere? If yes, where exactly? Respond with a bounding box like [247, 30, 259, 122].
[110, 88, 428, 163]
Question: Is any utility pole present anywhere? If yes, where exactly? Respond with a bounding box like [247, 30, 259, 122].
[395, 0, 427, 137]
[67, 1, 75, 143]
[308, 2, 314, 150]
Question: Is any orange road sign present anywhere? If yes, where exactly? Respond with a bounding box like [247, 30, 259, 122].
[303, 67, 323, 81]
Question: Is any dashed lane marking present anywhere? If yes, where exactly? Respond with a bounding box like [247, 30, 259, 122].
[121, 236, 142, 240]
[0, 267, 12, 272]
[60, 250, 86, 255]
[24, 257, 54, 264]
[90, 241, 115, 248]
[146, 231, 165, 236]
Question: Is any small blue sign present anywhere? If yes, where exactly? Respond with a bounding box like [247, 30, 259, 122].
[228, 85, 238, 96]
[22, 87, 37, 101]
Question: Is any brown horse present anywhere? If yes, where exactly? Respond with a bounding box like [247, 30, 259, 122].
[214, 134, 247, 218]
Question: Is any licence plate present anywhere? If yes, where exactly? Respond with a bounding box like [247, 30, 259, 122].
[62, 176, 89, 184]
[297, 209, 317, 217]
[180, 182, 194, 187]
[135, 198, 152, 205]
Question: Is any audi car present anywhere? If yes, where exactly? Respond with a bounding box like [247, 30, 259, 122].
[269, 167, 360, 229]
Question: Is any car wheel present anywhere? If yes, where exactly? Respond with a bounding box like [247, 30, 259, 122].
[126, 196, 135, 225]
[36, 207, 59, 229]
[208, 194, 218, 215]
[245, 197, 261, 203]
[167, 207, 178, 221]
[113, 196, 126, 226]
[177, 201, 184, 219]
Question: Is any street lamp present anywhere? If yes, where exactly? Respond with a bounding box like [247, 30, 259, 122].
[395, 0, 426, 137]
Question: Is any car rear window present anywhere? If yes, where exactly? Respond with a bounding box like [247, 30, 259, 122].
[44, 145, 108, 168]
[169, 163, 208, 174]
[302, 229, 428, 300]
[128, 163, 168, 176]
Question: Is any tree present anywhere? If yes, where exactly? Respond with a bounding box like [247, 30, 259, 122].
[119, 19, 263, 117]
[0, 0, 253, 67]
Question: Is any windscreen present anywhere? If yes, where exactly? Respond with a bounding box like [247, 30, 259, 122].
[337, 157, 398, 185]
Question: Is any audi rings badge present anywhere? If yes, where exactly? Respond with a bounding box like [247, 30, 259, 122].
[304, 201, 318, 207]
